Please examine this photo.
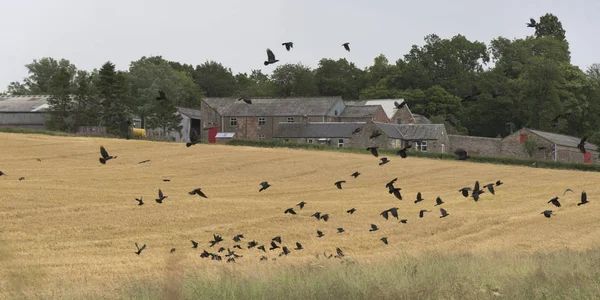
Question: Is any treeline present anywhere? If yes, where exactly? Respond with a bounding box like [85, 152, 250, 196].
[5, 13, 600, 142]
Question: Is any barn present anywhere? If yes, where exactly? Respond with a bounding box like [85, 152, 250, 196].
[0, 95, 50, 129]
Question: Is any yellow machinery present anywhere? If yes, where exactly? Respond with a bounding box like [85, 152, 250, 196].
[132, 128, 146, 138]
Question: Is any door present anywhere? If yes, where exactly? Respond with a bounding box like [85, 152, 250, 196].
[208, 126, 219, 144]
[190, 118, 201, 141]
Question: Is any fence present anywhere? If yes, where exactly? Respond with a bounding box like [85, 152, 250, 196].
[76, 126, 107, 135]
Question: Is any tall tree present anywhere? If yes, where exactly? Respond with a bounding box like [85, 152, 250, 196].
[271, 63, 318, 97]
[46, 67, 74, 131]
[315, 58, 365, 100]
[97, 62, 133, 137]
[19, 58, 77, 94]
[146, 96, 183, 137]
[535, 13, 567, 41]
[72, 70, 101, 127]
[193, 61, 236, 97]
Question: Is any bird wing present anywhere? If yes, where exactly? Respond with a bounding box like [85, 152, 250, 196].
[474, 181, 480, 192]
[266, 48, 275, 61]
[139, 244, 146, 251]
[489, 185, 495, 195]
[100, 146, 109, 159]
[158, 189, 164, 199]
[198, 190, 207, 198]
[440, 208, 447, 215]
[582, 192, 587, 202]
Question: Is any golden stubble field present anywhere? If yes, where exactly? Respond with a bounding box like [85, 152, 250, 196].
[1, 132, 599, 296]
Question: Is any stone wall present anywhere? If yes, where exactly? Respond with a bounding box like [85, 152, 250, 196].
[392, 106, 416, 124]
[448, 135, 502, 156]
[347, 122, 393, 149]
[199, 101, 221, 141]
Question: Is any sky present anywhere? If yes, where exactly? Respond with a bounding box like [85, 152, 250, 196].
[0, 0, 598, 92]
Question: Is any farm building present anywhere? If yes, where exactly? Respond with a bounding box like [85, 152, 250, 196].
[347, 99, 416, 124]
[0, 95, 50, 129]
[273, 122, 366, 147]
[448, 128, 598, 163]
[145, 107, 201, 143]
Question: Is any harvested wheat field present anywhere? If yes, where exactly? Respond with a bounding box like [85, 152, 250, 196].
[1, 132, 600, 299]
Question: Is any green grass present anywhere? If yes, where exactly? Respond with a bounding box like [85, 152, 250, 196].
[228, 139, 600, 172]
[70, 249, 600, 300]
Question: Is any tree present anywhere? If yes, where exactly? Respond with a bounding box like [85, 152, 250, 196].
[72, 70, 101, 127]
[192, 61, 236, 97]
[522, 138, 538, 157]
[145, 96, 183, 137]
[271, 63, 318, 97]
[46, 67, 74, 131]
[315, 58, 365, 100]
[6, 82, 28, 95]
[97, 62, 133, 137]
[19, 58, 76, 94]
[535, 13, 567, 41]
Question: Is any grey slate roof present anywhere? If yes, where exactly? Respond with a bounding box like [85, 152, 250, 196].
[527, 129, 598, 149]
[397, 124, 446, 140]
[203, 97, 341, 117]
[412, 114, 432, 124]
[373, 122, 405, 139]
[339, 105, 381, 118]
[274, 122, 366, 138]
[176, 107, 202, 119]
[0, 95, 50, 112]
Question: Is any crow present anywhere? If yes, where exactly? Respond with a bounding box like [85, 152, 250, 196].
[352, 127, 362, 134]
[335, 247, 344, 258]
[387, 207, 399, 220]
[0, 170, 5, 176]
[445, 116, 458, 127]
[186, 129, 201, 147]
[414, 192, 424, 204]
[495, 180, 503, 186]
[233, 234, 244, 243]
[280, 246, 291, 256]
[474, 181, 481, 193]
[527, 18, 537, 28]
[367, 147, 379, 157]
[200, 250, 210, 258]
[163, 179, 170, 182]
[209, 234, 223, 247]
[264, 48, 279, 66]
[397, 145, 411, 158]
[380, 209, 390, 220]
[391, 188, 403, 200]
[170, 248, 176, 253]
[311, 212, 321, 220]
[369, 224, 379, 232]
[548, 197, 561, 207]
[135, 197, 144, 206]
[218, 247, 225, 253]
[237, 97, 252, 104]
[577, 137, 587, 154]
[297, 201, 307, 209]
[99, 146, 117, 164]
[347, 208, 356, 214]
[269, 241, 280, 250]
[455, 149, 470, 160]
[399, 219, 408, 224]
[272, 236, 282, 244]
[156, 90, 167, 101]
[257, 245, 266, 252]
[191, 240, 198, 248]
[135, 243, 147, 255]
[155, 189, 168, 203]
[259, 181, 271, 192]
[394, 101, 406, 109]
[458, 187, 471, 198]
[282, 42, 293, 51]
[334, 180, 346, 189]
[564, 188, 574, 195]
[419, 210, 431, 218]
[188, 188, 208, 198]
[435, 196, 444, 206]
[541, 210, 554, 218]
[342, 42, 350, 52]
[370, 130, 382, 139]
[337, 228, 345, 233]
[440, 208, 449, 218]
[381, 237, 388, 245]
[385, 178, 398, 190]
[472, 190, 485, 202]
[351, 171, 361, 178]
[227, 257, 236, 263]
[484, 183, 495, 195]
[284, 208, 297, 215]
[578, 191, 588, 206]
[462, 85, 481, 102]
[247, 240, 258, 249]
[379, 157, 390, 166]
[138, 160, 151, 164]
[321, 214, 329, 222]
[317, 230, 324, 238]
[294, 242, 303, 250]
[233, 245, 242, 250]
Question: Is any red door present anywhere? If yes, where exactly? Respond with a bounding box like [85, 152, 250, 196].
[208, 126, 219, 144]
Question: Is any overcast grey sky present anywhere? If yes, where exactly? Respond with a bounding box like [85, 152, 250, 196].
[0, 0, 598, 92]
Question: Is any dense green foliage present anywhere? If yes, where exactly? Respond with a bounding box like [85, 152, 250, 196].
[4, 13, 599, 141]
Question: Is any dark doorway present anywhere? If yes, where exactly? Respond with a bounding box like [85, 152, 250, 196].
[190, 118, 201, 141]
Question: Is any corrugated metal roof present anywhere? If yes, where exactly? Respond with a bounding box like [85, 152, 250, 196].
[215, 132, 235, 138]
[396, 124, 446, 140]
[373, 122, 405, 139]
[274, 122, 366, 138]
[363, 99, 405, 119]
[203, 97, 341, 117]
[0, 95, 50, 112]
[527, 129, 598, 149]
[176, 107, 201, 119]
[339, 105, 380, 118]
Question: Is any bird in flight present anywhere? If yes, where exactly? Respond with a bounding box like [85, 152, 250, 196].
[342, 42, 350, 52]
[99, 146, 117, 164]
[435, 196, 444, 206]
[191, 240, 198, 248]
[296, 201, 307, 209]
[541, 210, 554, 218]
[237, 97, 252, 104]
[316, 230, 325, 238]
[334, 180, 346, 189]
[526, 18, 537, 28]
[370, 130, 382, 139]
[458, 187, 471, 198]
[138, 160, 151, 164]
[337, 228, 345, 233]
[484, 183, 495, 195]
[367, 147, 379, 157]
[186, 129, 200, 147]
[462, 85, 481, 102]
[282, 42, 293, 51]
[352, 127, 362, 134]
[394, 101, 406, 109]
[209, 234, 224, 247]
[397, 145, 411, 158]
[294, 242, 303, 250]
[259, 181, 271, 192]
[264, 48, 279, 66]
[495, 180, 503, 186]
[548, 197, 561, 207]
[284, 208, 297, 215]
[135, 197, 144, 206]
[439, 208, 449, 218]
[577, 191, 589, 206]
[379, 157, 390, 166]
[577, 137, 587, 154]
[419, 210, 431, 218]
[380, 237, 388, 245]
[414, 192, 424, 204]
[369, 224, 379, 232]
[347, 208, 356, 214]
[135, 242, 146, 255]
[188, 188, 208, 198]
[155, 189, 168, 203]
[391, 188, 402, 200]
[233, 234, 244, 243]
[564, 189, 574, 195]
[351, 171, 360, 178]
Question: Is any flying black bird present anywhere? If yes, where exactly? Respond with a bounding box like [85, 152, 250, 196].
[155, 189, 168, 203]
[138, 160, 151, 164]
[342, 42, 350, 52]
[296, 201, 307, 209]
[135, 242, 146, 255]
[156, 90, 167, 101]
[391, 188, 403, 200]
[218, 247, 226, 253]
[209, 234, 224, 247]
[321, 214, 329, 222]
[462, 85, 481, 102]
[200, 250, 210, 258]
[186, 129, 200, 147]
[369, 224, 379, 232]
[394, 101, 407, 109]
[284, 208, 297, 215]
[577, 137, 587, 154]
[335, 247, 344, 258]
[458, 187, 471, 198]
[484, 183, 495, 195]
[233, 234, 244, 243]
[18, 177, 24, 181]
[472, 190, 485, 202]
[548, 197, 561, 207]
[264, 48, 279, 66]
[334, 180, 346, 189]
[495, 180, 503, 186]
[272, 236, 282, 244]
[352, 127, 362, 134]
[564, 188, 574, 195]
[386, 178, 398, 190]
[269, 241, 280, 250]
[445, 116, 458, 127]
[399, 219, 407, 224]
[435, 196, 444, 206]
[337, 228, 345, 233]
[257, 245, 266, 252]
[473, 181, 481, 193]
[163, 179, 171, 182]
[282, 42, 294, 51]
[381, 237, 388, 245]
[347, 208, 356, 214]
[0, 171, 5, 176]
[99, 146, 117, 164]
[527, 18, 537, 28]
[379, 157, 390, 166]
[188, 188, 208, 198]
[233, 245, 242, 250]
[397, 145, 411, 158]
[578, 191, 588, 206]
[259, 181, 271, 192]
[414, 192, 424, 204]
[227, 257, 236, 263]
[311, 212, 321, 220]
[191, 240, 198, 248]
[351, 171, 360, 178]
[419, 210, 431, 218]
[280, 246, 291, 256]
[541, 210, 554, 218]
[439, 208, 449, 218]
[367, 147, 379, 157]
[370, 130, 382, 139]
[247, 240, 258, 249]
[316, 230, 324, 238]
[381, 207, 399, 220]
[135, 197, 144, 206]
[170, 248, 176, 253]
[454, 149, 470, 160]
[237, 97, 252, 104]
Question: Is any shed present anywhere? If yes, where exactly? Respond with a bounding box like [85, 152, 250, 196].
[215, 132, 235, 144]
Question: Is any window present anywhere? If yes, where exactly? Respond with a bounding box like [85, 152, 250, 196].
[230, 118, 237, 126]
[307, 139, 314, 144]
[420, 141, 428, 152]
[258, 134, 265, 140]
[258, 117, 266, 126]
[338, 138, 344, 148]
[287, 117, 295, 123]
